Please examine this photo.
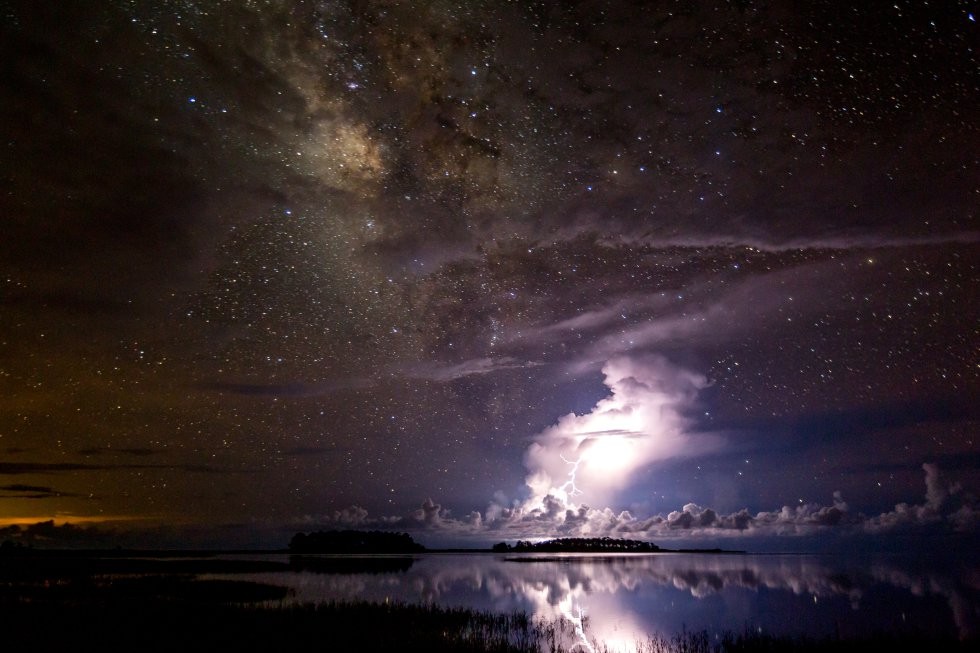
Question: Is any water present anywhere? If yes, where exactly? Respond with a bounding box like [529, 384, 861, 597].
[208, 552, 978, 648]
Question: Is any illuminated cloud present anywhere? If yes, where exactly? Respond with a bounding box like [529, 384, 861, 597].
[864, 463, 972, 533]
[312, 462, 977, 546]
[522, 355, 719, 509]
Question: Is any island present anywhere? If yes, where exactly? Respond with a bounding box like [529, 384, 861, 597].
[491, 537, 741, 554]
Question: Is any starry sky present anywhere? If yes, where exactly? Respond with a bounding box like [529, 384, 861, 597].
[0, 1, 977, 549]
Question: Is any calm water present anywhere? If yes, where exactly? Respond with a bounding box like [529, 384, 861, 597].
[208, 552, 978, 649]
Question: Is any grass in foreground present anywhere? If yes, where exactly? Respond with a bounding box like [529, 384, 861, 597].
[622, 628, 975, 653]
[3, 595, 974, 653]
[2, 597, 543, 652]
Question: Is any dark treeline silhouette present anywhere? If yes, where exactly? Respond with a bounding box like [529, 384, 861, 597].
[492, 537, 661, 553]
[0, 539, 30, 555]
[289, 530, 425, 554]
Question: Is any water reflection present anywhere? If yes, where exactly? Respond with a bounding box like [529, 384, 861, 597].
[288, 554, 415, 575]
[213, 553, 978, 647]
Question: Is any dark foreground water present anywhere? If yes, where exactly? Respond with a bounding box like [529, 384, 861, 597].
[206, 551, 978, 650]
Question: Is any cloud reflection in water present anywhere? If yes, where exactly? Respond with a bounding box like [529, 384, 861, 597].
[216, 553, 978, 647]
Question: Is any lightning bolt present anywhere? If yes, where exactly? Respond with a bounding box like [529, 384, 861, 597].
[562, 602, 596, 653]
[554, 453, 595, 652]
[557, 453, 584, 502]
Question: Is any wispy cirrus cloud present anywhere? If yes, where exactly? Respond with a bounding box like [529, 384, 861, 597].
[399, 356, 541, 382]
[597, 230, 980, 253]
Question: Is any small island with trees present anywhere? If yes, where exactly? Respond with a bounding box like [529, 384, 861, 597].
[491, 537, 739, 554]
[492, 537, 660, 553]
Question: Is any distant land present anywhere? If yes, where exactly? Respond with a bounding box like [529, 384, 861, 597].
[491, 537, 742, 554]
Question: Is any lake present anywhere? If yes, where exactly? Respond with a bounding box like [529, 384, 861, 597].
[207, 551, 978, 650]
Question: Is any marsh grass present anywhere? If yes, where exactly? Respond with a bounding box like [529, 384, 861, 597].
[2, 597, 548, 652]
[595, 627, 976, 653]
[2, 592, 974, 652]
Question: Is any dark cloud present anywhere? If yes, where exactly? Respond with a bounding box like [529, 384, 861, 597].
[0, 484, 54, 493]
[0, 463, 106, 475]
[0, 462, 233, 475]
[0, 483, 79, 499]
[78, 447, 161, 457]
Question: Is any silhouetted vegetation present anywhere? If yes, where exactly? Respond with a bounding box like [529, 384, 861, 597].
[289, 529, 425, 553]
[599, 628, 976, 652]
[1, 598, 546, 652]
[493, 537, 662, 553]
[492, 537, 742, 555]
[0, 539, 30, 554]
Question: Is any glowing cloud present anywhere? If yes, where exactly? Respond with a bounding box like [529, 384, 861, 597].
[523, 355, 718, 511]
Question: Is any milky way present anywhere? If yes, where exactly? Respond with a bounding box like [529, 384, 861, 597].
[0, 1, 977, 547]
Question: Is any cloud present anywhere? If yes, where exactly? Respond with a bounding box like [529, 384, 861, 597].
[522, 355, 719, 508]
[328, 505, 372, 526]
[311, 461, 977, 545]
[0, 461, 235, 476]
[864, 463, 972, 533]
[201, 359, 541, 421]
[0, 462, 105, 475]
[0, 484, 79, 499]
[597, 230, 980, 254]
[642, 491, 852, 537]
[521, 293, 674, 341]
[0, 484, 55, 493]
[413, 498, 448, 527]
[515, 258, 861, 375]
[77, 447, 160, 457]
[400, 357, 540, 382]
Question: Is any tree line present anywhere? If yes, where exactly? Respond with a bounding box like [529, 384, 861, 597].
[491, 537, 661, 553]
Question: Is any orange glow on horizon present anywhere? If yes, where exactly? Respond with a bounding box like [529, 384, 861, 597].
[0, 514, 151, 527]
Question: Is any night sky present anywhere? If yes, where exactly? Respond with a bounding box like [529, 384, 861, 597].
[1, 1, 977, 549]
